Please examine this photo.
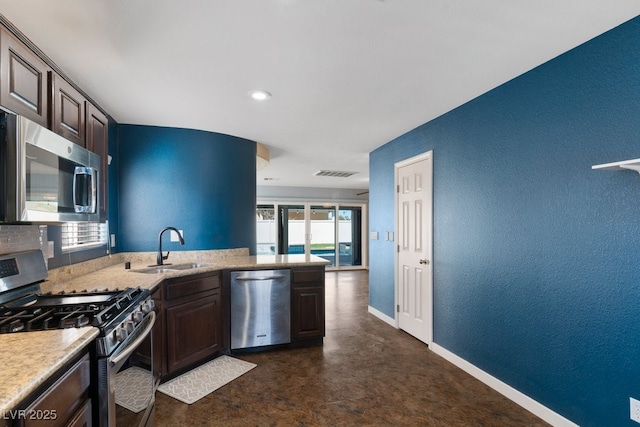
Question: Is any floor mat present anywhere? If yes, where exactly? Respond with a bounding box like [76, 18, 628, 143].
[115, 366, 154, 413]
[157, 355, 256, 404]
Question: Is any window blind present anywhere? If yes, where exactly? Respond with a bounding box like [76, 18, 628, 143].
[61, 222, 108, 252]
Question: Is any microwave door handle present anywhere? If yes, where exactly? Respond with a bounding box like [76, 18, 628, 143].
[89, 166, 97, 214]
[73, 166, 97, 213]
[73, 167, 78, 211]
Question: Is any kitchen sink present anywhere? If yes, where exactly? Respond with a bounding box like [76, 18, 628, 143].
[168, 263, 209, 270]
[132, 263, 210, 274]
[133, 266, 178, 274]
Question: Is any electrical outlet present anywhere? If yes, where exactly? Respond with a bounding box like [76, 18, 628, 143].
[170, 230, 183, 242]
[630, 397, 640, 423]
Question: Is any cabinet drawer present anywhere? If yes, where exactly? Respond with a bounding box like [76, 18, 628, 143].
[165, 273, 220, 300]
[22, 353, 90, 427]
[291, 268, 324, 285]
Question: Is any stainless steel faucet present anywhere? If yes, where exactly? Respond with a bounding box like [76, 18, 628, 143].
[156, 227, 185, 266]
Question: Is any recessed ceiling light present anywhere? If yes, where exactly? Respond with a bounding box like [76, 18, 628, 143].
[248, 90, 272, 101]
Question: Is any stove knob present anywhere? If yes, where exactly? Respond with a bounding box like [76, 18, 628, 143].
[124, 321, 135, 334]
[141, 300, 155, 314]
[114, 327, 128, 343]
[132, 311, 144, 324]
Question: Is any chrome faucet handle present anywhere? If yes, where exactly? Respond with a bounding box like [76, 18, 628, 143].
[162, 251, 170, 261]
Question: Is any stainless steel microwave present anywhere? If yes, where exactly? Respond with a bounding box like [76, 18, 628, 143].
[0, 110, 100, 223]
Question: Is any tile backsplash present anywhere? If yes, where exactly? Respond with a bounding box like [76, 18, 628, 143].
[0, 225, 49, 259]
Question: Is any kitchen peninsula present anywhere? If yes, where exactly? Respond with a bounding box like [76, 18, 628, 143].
[44, 248, 328, 294]
[0, 249, 328, 422]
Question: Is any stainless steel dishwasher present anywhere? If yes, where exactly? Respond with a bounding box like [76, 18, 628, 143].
[230, 269, 291, 350]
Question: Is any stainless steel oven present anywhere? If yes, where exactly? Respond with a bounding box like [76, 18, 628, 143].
[0, 250, 157, 426]
[96, 305, 156, 427]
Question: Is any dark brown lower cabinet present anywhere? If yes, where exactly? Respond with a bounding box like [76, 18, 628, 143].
[152, 266, 324, 380]
[292, 286, 325, 340]
[158, 272, 222, 378]
[166, 292, 220, 373]
[291, 267, 325, 342]
[17, 352, 92, 427]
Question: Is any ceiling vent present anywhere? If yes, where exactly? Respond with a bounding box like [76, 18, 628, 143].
[314, 170, 359, 178]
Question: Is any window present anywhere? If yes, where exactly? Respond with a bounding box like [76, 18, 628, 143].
[61, 221, 108, 252]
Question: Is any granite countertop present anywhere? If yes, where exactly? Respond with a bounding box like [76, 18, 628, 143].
[42, 253, 330, 294]
[1, 249, 329, 413]
[0, 327, 99, 416]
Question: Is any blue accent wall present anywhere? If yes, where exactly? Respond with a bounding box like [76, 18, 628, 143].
[369, 17, 640, 426]
[116, 125, 256, 253]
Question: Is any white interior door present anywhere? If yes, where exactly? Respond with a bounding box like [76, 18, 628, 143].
[396, 151, 433, 345]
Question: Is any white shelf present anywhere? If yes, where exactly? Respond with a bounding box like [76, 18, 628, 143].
[592, 158, 640, 175]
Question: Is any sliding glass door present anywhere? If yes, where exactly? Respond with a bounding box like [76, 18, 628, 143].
[256, 202, 366, 269]
[256, 205, 276, 255]
[338, 206, 362, 267]
[310, 205, 336, 266]
[277, 205, 306, 255]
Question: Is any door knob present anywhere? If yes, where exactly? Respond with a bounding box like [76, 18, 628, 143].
[419, 259, 429, 265]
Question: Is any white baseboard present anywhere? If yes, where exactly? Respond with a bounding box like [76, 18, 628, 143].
[429, 343, 577, 427]
[367, 305, 396, 327]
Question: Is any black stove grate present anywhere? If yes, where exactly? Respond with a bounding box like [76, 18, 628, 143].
[0, 287, 149, 334]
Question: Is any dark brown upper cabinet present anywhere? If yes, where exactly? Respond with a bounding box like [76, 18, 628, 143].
[51, 72, 86, 147]
[86, 102, 109, 220]
[0, 27, 50, 127]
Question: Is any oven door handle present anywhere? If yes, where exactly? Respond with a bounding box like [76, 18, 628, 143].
[109, 311, 156, 366]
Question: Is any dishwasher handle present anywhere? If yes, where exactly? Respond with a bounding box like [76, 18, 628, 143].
[234, 275, 287, 282]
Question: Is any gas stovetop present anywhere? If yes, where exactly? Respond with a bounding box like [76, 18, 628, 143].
[0, 250, 155, 356]
[0, 287, 150, 333]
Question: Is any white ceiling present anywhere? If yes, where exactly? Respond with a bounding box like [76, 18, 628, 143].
[0, 1, 639, 190]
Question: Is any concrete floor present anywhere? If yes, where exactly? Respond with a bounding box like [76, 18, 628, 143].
[154, 270, 548, 426]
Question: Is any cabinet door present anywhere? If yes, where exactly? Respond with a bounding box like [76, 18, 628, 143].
[0, 27, 50, 127]
[51, 72, 85, 146]
[22, 353, 91, 427]
[166, 291, 221, 374]
[66, 399, 92, 427]
[85, 102, 108, 220]
[292, 286, 325, 340]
